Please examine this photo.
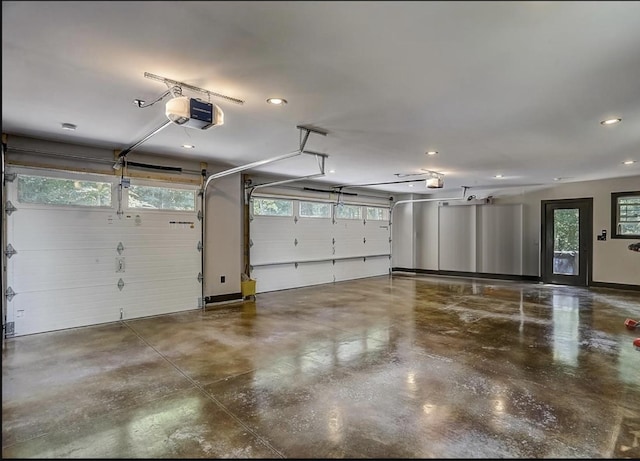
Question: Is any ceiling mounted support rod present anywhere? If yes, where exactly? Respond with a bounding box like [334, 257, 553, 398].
[391, 193, 465, 213]
[247, 152, 327, 193]
[114, 120, 173, 167]
[297, 125, 327, 152]
[144, 72, 245, 105]
[203, 150, 303, 191]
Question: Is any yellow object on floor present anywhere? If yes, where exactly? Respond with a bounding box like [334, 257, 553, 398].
[241, 279, 256, 298]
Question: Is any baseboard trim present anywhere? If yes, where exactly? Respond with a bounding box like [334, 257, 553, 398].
[391, 267, 541, 283]
[589, 281, 640, 292]
[205, 292, 243, 304]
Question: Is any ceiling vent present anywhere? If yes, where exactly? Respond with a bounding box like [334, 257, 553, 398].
[165, 96, 224, 130]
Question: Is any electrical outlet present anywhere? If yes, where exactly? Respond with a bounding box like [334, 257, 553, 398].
[220, 275, 226, 283]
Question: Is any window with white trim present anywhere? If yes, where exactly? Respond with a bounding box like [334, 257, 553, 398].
[611, 191, 640, 238]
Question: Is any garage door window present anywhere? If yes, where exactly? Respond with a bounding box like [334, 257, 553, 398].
[366, 206, 389, 221]
[300, 201, 331, 218]
[17, 174, 112, 207]
[128, 184, 195, 211]
[253, 198, 293, 217]
[335, 204, 362, 220]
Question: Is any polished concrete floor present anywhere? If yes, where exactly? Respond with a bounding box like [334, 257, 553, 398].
[2, 274, 640, 458]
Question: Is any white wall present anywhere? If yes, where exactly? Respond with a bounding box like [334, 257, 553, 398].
[497, 175, 640, 285]
[203, 172, 242, 297]
[415, 201, 439, 270]
[394, 175, 640, 286]
[391, 194, 415, 268]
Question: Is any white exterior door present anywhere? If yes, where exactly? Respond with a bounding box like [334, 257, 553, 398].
[4, 168, 201, 337]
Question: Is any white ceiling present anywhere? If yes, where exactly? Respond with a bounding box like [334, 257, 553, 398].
[3, 1, 640, 196]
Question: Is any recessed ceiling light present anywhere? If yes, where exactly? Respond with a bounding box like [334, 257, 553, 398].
[426, 151, 438, 156]
[600, 118, 622, 125]
[329, 169, 336, 173]
[408, 184, 414, 187]
[61, 122, 77, 131]
[553, 177, 562, 181]
[494, 174, 504, 178]
[182, 144, 195, 149]
[623, 160, 636, 165]
[266, 98, 287, 105]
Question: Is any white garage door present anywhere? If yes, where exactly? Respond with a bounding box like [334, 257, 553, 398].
[250, 196, 391, 293]
[4, 168, 201, 337]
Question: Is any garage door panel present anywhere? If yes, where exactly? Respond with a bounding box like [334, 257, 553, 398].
[296, 219, 332, 236]
[362, 239, 390, 255]
[363, 256, 392, 278]
[119, 221, 199, 248]
[251, 217, 293, 233]
[252, 261, 333, 293]
[295, 238, 334, 260]
[363, 221, 391, 254]
[333, 220, 365, 236]
[251, 241, 295, 265]
[10, 210, 117, 250]
[334, 256, 390, 282]
[120, 279, 200, 319]
[9, 249, 117, 292]
[10, 285, 119, 336]
[334, 237, 367, 258]
[252, 264, 299, 293]
[295, 261, 334, 287]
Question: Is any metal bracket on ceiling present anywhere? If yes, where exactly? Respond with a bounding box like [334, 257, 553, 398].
[144, 72, 245, 106]
[244, 126, 329, 194]
[296, 125, 327, 152]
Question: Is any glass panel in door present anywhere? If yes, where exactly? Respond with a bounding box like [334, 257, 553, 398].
[553, 208, 579, 276]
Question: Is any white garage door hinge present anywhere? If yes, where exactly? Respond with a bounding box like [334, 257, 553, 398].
[5, 286, 16, 302]
[116, 242, 125, 255]
[5, 244, 17, 258]
[197, 210, 203, 221]
[117, 278, 125, 291]
[197, 241, 203, 252]
[5, 201, 17, 215]
[197, 272, 203, 283]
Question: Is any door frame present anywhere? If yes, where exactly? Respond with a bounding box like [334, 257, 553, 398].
[540, 198, 593, 287]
